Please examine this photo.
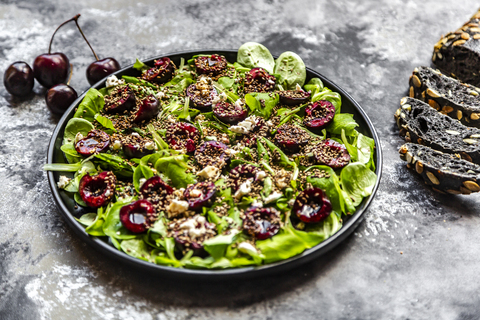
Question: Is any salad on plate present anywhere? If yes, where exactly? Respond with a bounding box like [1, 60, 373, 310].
[45, 42, 377, 269]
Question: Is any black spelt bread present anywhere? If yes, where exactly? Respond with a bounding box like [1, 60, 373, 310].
[409, 66, 480, 127]
[432, 10, 480, 86]
[395, 97, 480, 164]
[399, 143, 480, 194]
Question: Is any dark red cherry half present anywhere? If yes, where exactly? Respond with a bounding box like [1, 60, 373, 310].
[194, 141, 229, 167]
[312, 139, 350, 169]
[213, 101, 248, 124]
[244, 67, 276, 93]
[122, 143, 155, 159]
[142, 57, 174, 84]
[166, 122, 199, 153]
[79, 171, 116, 208]
[4, 61, 34, 97]
[229, 164, 258, 191]
[174, 215, 216, 257]
[140, 176, 174, 204]
[186, 83, 218, 111]
[120, 199, 156, 233]
[33, 53, 70, 88]
[274, 124, 310, 153]
[292, 188, 332, 223]
[303, 100, 335, 131]
[75, 129, 110, 156]
[278, 89, 311, 106]
[243, 207, 281, 240]
[104, 85, 136, 114]
[183, 182, 216, 211]
[194, 54, 227, 75]
[86, 58, 121, 85]
[132, 94, 160, 123]
[45, 83, 78, 115]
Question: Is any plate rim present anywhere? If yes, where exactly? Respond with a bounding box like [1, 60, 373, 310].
[46, 49, 383, 280]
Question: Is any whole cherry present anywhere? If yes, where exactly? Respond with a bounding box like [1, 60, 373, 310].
[4, 61, 34, 97]
[73, 16, 120, 85]
[33, 15, 77, 88]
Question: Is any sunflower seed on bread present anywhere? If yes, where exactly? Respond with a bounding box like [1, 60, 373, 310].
[399, 143, 480, 194]
[409, 66, 480, 127]
[395, 97, 480, 164]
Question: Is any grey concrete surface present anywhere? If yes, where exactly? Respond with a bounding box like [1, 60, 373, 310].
[1, 0, 480, 319]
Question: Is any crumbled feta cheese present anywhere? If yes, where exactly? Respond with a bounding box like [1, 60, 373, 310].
[57, 175, 71, 189]
[205, 136, 217, 141]
[167, 115, 176, 123]
[238, 242, 258, 255]
[267, 79, 275, 85]
[189, 188, 202, 198]
[251, 200, 263, 208]
[139, 178, 147, 187]
[105, 75, 125, 88]
[196, 114, 206, 121]
[264, 191, 282, 204]
[155, 91, 165, 100]
[131, 132, 140, 137]
[255, 170, 266, 181]
[230, 115, 258, 134]
[145, 141, 155, 150]
[234, 179, 252, 199]
[220, 134, 230, 144]
[112, 140, 122, 150]
[75, 132, 84, 144]
[275, 169, 290, 189]
[166, 199, 189, 218]
[234, 98, 244, 109]
[179, 215, 207, 240]
[266, 120, 274, 126]
[212, 92, 227, 105]
[288, 199, 295, 207]
[105, 190, 111, 197]
[173, 188, 185, 199]
[197, 165, 220, 180]
[225, 148, 238, 157]
[296, 83, 303, 92]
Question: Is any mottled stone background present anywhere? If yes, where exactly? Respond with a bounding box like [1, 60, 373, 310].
[1, 0, 480, 319]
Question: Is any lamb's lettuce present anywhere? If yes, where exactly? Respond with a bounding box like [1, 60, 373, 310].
[237, 42, 275, 74]
[73, 88, 105, 122]
[245, 92, 279, 119]
[340, 162, 377, 206]
[273, 51, 306, 89]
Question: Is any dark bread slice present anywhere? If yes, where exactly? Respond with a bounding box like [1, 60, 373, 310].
[409, 66, 480, 127]
[399, 143, 480, 194]
[394, 97, 480, 164]
[432, 10, 480, 86]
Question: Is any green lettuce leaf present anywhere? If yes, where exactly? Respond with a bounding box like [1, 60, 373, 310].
[73, 88, 105, 122]
[340, 162, 377, 206]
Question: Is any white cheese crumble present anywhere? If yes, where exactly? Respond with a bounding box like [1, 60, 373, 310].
[234, 98, 244, 109]
[225, 148, 238, 157]
[179, 215, 207, 240]
[112, 140, 122, 150]
[173, 188, 185, 199]
[238, 242, 258, 255]
[251, 200, 263, 208]
[105, 190, 111, 198]
[230, 115, 258, 134]
[57, 175, 71, 189]
[155, 91, 165, 100]
[255, 170, 266, 181]
[144, 141, 155, 150]
[196, 114, 206, 121]
[234, 179, 252, 199]
[296, 83, 303, 92]
[105, 75, 125, 88]
[131, 132, 140, 137]
[264, 191, 282, 204]
[166, 199, 189, 218]
[288, 198, 295, 207]
[189, 188, 202, 198]
[197, 165, 220, 180]
[267, 79, 275, 85]
[211, 92, 227, 105]
[139, 178, 147, 188]
[74, 132, 84, 144]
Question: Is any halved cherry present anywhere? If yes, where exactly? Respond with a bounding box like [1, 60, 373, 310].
[274, 124, 310, 153]
[166, 122, 199, 153]
[243, 207, 281, 240]
[79, 171, 116, 208]
[75, 129, 110, 156]
[120, 199, 156, 233]
[183, 182, 216, 211]
[292, 188, 332, 223]
[194, 54, 227, 75]
[311, 139, 350, 169]
[186, 83, 218, 110]
[140, 176, 174, 204]
[142, 57, 175, 84]
[104, 85, 136, 114]
[278, 90, 311, 106]
[173, 215, 216, 256]
[244, 67, 276, 93]
[122, 143, 155, 159]
[131, 94, 160, 123]
[303, 100, 335, 131]
[213, 101, 248, 124]
[194, 141, 229, 167]
[229, 164, 258, 190]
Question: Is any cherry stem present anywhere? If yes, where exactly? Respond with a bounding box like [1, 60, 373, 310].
[73, 15, 99, 61]
[67, 64, 73, 86]
[48, 14, 80, 54]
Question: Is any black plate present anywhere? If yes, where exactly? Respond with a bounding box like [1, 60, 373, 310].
[47, 49, 382, 280]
